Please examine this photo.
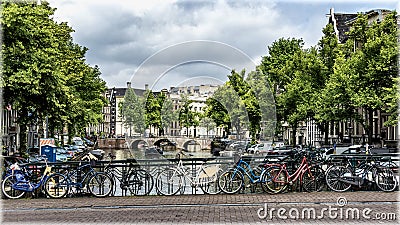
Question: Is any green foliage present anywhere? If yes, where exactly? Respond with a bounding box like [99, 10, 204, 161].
[178, 95, 199, 137]
[120, 87, 145, 135]
[228, 70, 261, 141]
[1, 1, 107, 149]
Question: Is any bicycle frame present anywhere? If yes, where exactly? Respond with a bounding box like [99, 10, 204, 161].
[272, 156, 313, 184]
[233, 159, 262, 183]
[12, 165, 52, 192]
[65, 164, 97, 189]
[173, 159, 219, 187]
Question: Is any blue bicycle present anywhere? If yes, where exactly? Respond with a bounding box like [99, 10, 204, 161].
[2, 161, 55, 199]
[218, 154, 268, 194]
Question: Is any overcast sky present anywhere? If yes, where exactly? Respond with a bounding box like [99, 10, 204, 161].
[47, 0, 399, 91]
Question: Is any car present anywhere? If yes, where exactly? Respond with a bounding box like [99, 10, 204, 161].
[72, 137, 86, 152]
[268, 145, 295, 155]
[55, 147, 72, 162]
[83, 137, 95, 147]
[246, 145, 257, 154]
[27, 153, 47, 163]
[227, 141, 249, 152]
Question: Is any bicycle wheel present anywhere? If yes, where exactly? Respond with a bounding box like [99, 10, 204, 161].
[262, 167, 287, 194]
[218, 169, 243, 194]
[128, 169, 154, 196]
[302, 165, 325, 192]
[44, 173, 69, 198]
[87, 172, 113, 197]
[156, 168, 183, 196]
[199, 166, 223, 195]
[325, 165, 352, 192]
[2, 175, 25, 199]
[375, 167, 397, 192]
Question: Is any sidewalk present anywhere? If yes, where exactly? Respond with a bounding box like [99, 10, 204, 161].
[2, 191, 399, 224]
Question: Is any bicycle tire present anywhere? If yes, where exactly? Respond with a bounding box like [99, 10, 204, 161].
[262, 167, 287, 194]
[325, 165, 352, 192]
[128, 169, 154, 196]
[218, 169, 243, 194]
[260, 166, 280, 194]
[1, 175, 25, 199]
[375, 167, 397, 192]
[87, 172, 113, 197]
[44, 173, 69, 198]
[302, 165, 325, 192]
[199, 167, 223, 195]
[156, 168, 183, 196]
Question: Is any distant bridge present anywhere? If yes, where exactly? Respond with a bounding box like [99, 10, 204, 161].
[126, 136, 212, 150]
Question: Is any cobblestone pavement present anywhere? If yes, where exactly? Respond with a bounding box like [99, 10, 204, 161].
[1, 191, 399, 224]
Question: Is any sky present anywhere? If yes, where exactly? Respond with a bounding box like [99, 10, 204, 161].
[47, 0, 399, 91]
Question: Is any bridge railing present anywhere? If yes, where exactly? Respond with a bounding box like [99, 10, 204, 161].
[11, 153, 399, 198]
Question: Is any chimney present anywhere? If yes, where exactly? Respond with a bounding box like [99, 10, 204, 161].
[127, 82, 131, 88]
[145, 84, 149, 90]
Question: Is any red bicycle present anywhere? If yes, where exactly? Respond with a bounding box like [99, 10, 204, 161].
[261, 152, 325, 194]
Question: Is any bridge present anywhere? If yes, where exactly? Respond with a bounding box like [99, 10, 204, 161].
[125, 136, 212, 151]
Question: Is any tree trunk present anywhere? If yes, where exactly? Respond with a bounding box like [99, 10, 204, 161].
[367, 108, 374, 145]
[291, 124, 297, 147]
[324, 122, 329, 145]
[19, 123, 27, 155]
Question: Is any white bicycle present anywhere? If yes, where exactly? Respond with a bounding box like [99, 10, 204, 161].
[155, 152, 222, 196]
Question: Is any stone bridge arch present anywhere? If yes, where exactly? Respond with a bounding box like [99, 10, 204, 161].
[126, 137, 211, 150]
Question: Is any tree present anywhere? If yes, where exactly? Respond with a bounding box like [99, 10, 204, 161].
[199, 116, 216, 138]
[1, 1, 106, 151]
[313, 23, 341, 144]
[228, 70, 260, 142]
[160, 95, 175, 136]
[205, 83, 248, 139]
[120, 87, 145, 136]
[178, 95, 199, 137]
[341, 12, 398, 144]
[246, 70, 276, 141]
[204, 95, 231, 136]
[258, 38, 304, 143]
[144, 90, 159, 136]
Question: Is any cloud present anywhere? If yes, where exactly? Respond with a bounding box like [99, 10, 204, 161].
[48, 0, 398, 89]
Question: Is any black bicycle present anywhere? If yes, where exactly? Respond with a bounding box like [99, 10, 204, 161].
[45, 160, 113, 198]
[105, 153, 154, 196]
[325, 156, 397, 192]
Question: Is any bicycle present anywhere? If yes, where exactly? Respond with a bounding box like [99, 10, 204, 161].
[155, 152, 222, 196]
[325, 156, 397, 192]
[261, 150, 325, 194]
[2, 160, 56, 199]
[218, 153, 279, 194]
[44, 157, 113, 198]
[104, 153, 154, 196]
